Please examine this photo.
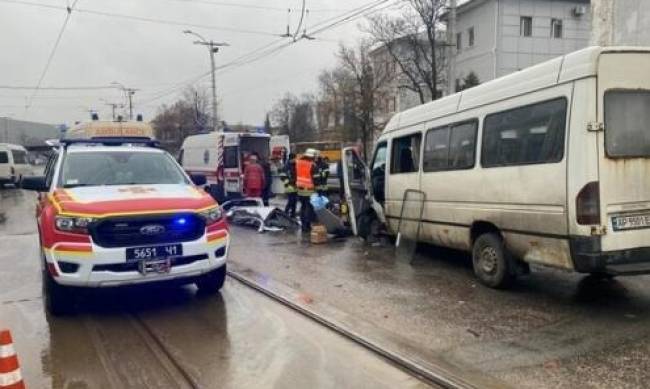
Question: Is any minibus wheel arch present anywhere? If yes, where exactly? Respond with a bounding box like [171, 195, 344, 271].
[470, 221, 502, 245]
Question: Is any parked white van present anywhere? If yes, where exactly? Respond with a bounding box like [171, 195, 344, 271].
[0, 143, 31, 187]
[343, 46, 650, 288]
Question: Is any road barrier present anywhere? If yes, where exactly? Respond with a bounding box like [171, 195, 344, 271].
[0, 330, 25, 389]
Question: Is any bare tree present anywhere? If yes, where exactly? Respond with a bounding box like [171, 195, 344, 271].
[151, 86, 211, 153]
[336, 41, 393, 160]
[366, 0, 447, 104]
[268, 93, 317, 143]
[269, 93, 297, 138]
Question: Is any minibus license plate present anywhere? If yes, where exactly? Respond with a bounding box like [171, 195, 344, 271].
[612, 214, 650, 231]
[126, 244, 182, 262]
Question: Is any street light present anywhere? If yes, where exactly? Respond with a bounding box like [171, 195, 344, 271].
[183, 30, 229, 131]
[111, 81, 138, 120]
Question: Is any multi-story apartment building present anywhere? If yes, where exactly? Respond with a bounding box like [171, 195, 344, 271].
[448, 0, 591, 91]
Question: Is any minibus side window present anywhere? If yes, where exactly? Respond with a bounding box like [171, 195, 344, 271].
[605, 90, 650, 158]
[423, 126, 450, 171]
[481, 98, 566, 167]
[423, 120, 477, 172]
[0, 152, 8, 164]
[390, 134, 421, 174]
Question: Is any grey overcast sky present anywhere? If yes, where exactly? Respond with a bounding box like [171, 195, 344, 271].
[0, 0, 395, 127]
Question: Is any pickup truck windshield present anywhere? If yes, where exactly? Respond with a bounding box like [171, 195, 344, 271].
[59, 151, 189, 188]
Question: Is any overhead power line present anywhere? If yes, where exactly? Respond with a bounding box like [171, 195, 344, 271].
[138, 0, 391, 106]
[75, 8, 280, 37]
[26, 0, 80, 110]
[0, 85, 116, 90]
[0, 0, 281, 37]
[164, 0, 351, 13]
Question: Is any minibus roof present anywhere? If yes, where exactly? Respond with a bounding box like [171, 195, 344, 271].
[383, 46, 650, 135]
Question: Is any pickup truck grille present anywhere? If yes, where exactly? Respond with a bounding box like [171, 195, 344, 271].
[90, 213, 205, 248]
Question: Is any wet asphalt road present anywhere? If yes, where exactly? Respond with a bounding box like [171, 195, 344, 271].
[0, 189, 429, 389]
[228, 203, 650, 389]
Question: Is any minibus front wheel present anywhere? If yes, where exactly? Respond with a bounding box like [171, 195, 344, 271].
[472, 233, 516, 289]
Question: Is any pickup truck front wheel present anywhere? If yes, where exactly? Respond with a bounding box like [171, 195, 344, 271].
[196, 265, 226, 294]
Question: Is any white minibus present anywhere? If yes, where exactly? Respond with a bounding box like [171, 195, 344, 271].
[343, 46, 650, 288]
[0, 143, 31, 187]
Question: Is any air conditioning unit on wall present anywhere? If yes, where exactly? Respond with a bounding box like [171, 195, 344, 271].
[573, 5, 587, 17]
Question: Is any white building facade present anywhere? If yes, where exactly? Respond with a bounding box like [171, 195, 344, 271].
[447, 0, 591, 92]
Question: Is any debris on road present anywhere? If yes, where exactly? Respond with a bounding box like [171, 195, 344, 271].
[223, 198, 300, 233]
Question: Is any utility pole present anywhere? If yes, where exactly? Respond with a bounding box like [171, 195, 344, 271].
[111, 82, 139, 120]
[447, 0, 457, 95]
[591, 0, 615, 46]
[591, 0, 650, 46]
[184, 30, 229, 132]
[126, 88, 136, 120]
[101, 99, 124, 121]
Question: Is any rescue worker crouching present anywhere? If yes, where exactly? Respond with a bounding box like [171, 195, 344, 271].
[281, 153, 298, 218]
[296, 149, 319, 232]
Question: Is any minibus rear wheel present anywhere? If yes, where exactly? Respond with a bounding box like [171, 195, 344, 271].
[472, 233, 516, 289]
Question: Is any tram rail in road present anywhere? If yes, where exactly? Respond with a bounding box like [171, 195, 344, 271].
[226, 269, 506, 389]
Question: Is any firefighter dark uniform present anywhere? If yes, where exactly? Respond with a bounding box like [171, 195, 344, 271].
[296, 154, 317, 232]
[281, 155, 298, 218]
[315, 157, 330, 195]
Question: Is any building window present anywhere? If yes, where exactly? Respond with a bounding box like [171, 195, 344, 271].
[456, 32, 462, 50]
[468, 27, 475, 47]
[520, 16, 533, 37]
[551, 18, 563, 38]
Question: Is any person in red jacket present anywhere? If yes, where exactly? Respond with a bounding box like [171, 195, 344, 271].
[243, 154, 265, 198]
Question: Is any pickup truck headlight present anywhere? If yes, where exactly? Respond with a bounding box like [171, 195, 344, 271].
[199, 207, 223, 225]
[55, 216, 95, 233]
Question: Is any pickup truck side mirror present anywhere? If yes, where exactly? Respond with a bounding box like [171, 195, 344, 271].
[21, 176, 48, 192]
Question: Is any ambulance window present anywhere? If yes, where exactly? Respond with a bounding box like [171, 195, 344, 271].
[0, 152, 7, 164]
[223, 147, 238, 168]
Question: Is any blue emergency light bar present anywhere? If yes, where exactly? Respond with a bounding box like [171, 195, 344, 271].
[60, 137, 160, 148]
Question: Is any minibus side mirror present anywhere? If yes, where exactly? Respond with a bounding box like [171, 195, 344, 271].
[21, 176, 48, 192]
[190, 174, 207, 186]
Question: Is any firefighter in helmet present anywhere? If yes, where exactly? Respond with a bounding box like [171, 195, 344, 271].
[296, 148, 319, 232]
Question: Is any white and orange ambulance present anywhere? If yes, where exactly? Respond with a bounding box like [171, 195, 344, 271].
[22, 120, 229, 315]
